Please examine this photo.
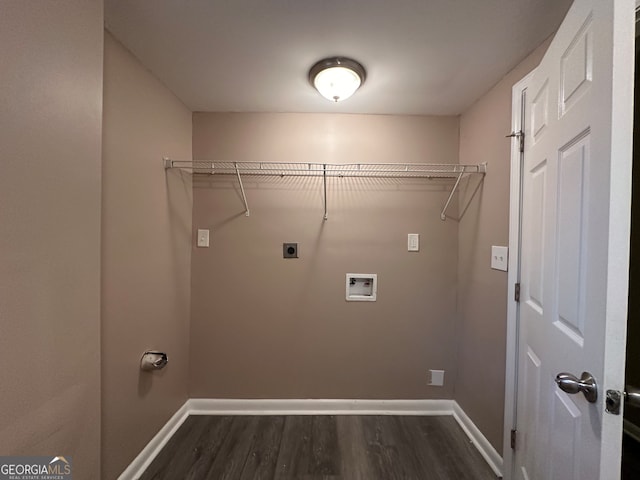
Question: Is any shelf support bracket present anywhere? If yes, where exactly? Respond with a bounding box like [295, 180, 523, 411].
[234, 162, 250, 217]
[440, 171, 464, 221]
[323, 164, 328, 220]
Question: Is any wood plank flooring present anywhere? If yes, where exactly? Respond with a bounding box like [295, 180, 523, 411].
[139, 415, 498, 480]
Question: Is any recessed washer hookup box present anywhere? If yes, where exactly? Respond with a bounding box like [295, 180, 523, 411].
[346, 273, 377, 302]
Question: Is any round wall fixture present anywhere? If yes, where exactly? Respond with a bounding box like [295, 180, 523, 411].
[308, 57, 366, 103]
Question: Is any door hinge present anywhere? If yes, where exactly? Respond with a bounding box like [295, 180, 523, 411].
[511, 429, 517, 449]
[506, 130, 525, 153]
[514, 283, 521, 303]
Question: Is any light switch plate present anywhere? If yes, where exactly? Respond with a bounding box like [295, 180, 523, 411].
[491, 245, 508, 271]
[408, 233, 419, 252]
[197, 229, 210, 248]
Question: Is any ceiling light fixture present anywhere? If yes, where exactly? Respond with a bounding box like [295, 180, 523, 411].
[309, 57, 366, 103]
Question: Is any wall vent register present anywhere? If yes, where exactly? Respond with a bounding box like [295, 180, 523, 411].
[346, 273, 377, 302]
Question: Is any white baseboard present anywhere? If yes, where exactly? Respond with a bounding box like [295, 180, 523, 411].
[453, 402, 504, 478]
[119, 398, 503, 479]
[117, 401, 190, 480]
[185, 397, 455, 416]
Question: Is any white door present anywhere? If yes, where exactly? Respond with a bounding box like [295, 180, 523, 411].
[514, 1, 634, 479]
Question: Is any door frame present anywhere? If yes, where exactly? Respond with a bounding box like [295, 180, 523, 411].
[504, 2, 636, 477]
[503, 70, 534, 480]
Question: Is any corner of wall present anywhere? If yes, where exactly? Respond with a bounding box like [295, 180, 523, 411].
[455, 38, 551, 453]
[102, 29, 193, 479]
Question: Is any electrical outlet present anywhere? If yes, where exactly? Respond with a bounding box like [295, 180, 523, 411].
[197, 229, 210, 248]
[429, 369, 445, 386]
[491, 245, 508, 271]
[283, 243, 298, 258]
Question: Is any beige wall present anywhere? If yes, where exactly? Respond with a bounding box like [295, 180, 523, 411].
[101, 32, 192, 479]
[0, 1, 103, 478]
[0, 3, 554, 472]
[456, 40, 551, 452]
[190, 113, 460, 399]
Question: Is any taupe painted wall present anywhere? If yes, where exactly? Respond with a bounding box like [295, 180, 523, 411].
[190, 113, 460, 399]
[456, 40, 551, 452]
[101, 32, 192, 479]
[0, 1, 103, 478]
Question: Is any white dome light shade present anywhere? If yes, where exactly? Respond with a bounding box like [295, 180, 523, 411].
[313, 67, 361, 102]
[309, 57, 366, 103]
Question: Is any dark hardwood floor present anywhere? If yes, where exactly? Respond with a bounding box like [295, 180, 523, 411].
[139, 415, 498, 480]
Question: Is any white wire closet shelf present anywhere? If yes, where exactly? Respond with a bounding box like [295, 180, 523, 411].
[163, 159, 487, 221]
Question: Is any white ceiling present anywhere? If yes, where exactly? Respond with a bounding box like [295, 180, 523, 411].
[105, 0, 572, 115]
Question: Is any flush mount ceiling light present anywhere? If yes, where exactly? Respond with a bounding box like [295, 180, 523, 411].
[309, 57, 366, 103]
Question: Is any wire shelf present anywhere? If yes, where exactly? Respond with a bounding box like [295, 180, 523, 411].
[163, 158, 486, 221]
[164, 159, 486, 178]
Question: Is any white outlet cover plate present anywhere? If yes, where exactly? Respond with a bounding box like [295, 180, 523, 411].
[491, 245, 508, 271]
[197, 229, 210, 248]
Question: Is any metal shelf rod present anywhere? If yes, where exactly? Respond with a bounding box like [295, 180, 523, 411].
[234, 162, 250, 217]
[323, 164, 328, 221]
[440, 171, 464, 221]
